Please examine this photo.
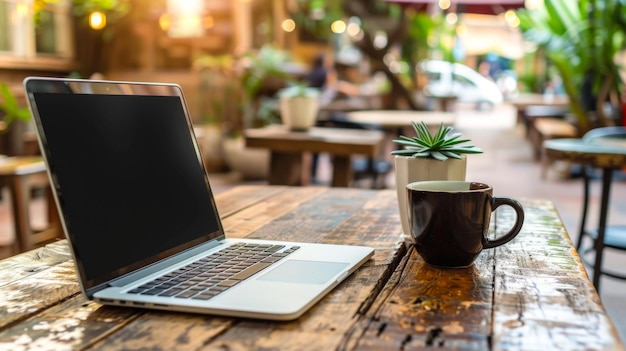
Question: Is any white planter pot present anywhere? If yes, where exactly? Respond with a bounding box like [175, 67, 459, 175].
[280, 96, 319, 131]
[223, 137, 270, 180]
[194, 124, 226, 172]
[395, 155, 467, 237]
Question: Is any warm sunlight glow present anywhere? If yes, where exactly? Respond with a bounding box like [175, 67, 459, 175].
[89, 11, 106, 30]
[456, 24, 468, 36]
[11, 2, 28, 24]
[446, 13, 458, 25]
[438, 0, 451, 11]
[525, 0, 543, 10]
[165, 0, 204, 37]
[504, 10, 520, 27]
[203, 16, 214, 29]
[331, 20, 346, 34]
[183, 15, 201, 28]
[159, 13, 171, 31]
[16, 3, 28, 17]
[347, 22, 361, 37]
[373, 31, 388, 49]
[282, 19, 296, 32]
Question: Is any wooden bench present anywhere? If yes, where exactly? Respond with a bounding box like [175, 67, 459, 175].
[530, 118, 578, 178]
[522, 105, 571, 136]
[0, 156, 62, 254]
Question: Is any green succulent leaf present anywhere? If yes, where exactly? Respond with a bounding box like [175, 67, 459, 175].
[441, 151, 462, 159]
[430, 151, 448, 161]
[412, 151, 432, 158]
[391, 121, 483, 160]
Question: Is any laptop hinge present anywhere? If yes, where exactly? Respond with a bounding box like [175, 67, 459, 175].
[107, 240, 224, 288]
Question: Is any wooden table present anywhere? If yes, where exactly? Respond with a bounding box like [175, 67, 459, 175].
[424, 93, 458, 111]
[345, 110, 456, 154]
[245, 125, 384, 187]
[508, 93, 570, 126]
[0, 186, 622, 350]
[0, 156, 60, 253]
[508, 93, 570, 110]
[544, 137, 626, 290]
[345, 110, 456, 135]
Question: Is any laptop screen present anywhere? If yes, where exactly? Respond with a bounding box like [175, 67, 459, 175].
[26, 79, 223, 289]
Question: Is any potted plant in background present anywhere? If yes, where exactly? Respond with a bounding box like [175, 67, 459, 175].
[278, 82, 321, 131]
[192, 54, 240, 173]
[221, 45, 293, 180]
[516, 0, 626, 134]
[391, 121, 483, 237]
[0, 83, 32, 156]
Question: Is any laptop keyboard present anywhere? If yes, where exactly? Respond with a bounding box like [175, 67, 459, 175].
[127, 242, 300, 301]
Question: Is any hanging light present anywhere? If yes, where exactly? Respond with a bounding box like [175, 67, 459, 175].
[282, 19, 296, 32]
[163, 0, 204, 37]
[89, 11, 106, 30]
[504, 10, 520, 28]
[445, 12, 458, 25]
[438, 0, 451, 11]
[331, 20, 346, 34]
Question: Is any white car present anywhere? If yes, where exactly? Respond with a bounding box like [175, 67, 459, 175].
[419, 59, 504, 109]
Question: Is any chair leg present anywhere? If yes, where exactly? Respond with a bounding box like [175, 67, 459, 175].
[577, 166, 590, 251]
[591, 168, 614, 291]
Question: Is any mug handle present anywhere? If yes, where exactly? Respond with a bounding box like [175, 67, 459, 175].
[483, 197, 525, 249]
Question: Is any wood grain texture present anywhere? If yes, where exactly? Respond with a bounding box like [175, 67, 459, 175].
[0, 187, 621, 350]
[0, 242, 78, 329]
[492, 200, 624, 351]
[245, 126, 384, 156]
[345, 243, 494, 350]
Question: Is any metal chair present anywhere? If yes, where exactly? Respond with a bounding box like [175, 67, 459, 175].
[577, 126, 626, 285]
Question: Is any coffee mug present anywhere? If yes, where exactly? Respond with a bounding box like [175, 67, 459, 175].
[406, 181, 524, 268]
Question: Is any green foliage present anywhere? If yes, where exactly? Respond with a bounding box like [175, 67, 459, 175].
[194, 54, 238, 125]
[278, 82, 320, 98]
[240, 45, 292, 102]
[0, 83, 31, 129]
[402, 13, 436, 64]
[516, 0, 626, 131]
[391, 121, 483, 161]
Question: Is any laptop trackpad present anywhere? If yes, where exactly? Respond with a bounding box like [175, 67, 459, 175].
[258, 260, 349, 285]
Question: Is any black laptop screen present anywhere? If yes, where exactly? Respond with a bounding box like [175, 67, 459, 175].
[32, 91, 222, 286]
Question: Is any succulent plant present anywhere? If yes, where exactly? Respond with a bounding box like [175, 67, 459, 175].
[391, 121, 483, 161]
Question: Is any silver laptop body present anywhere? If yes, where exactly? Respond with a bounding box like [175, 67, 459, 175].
[23, 77, 374, 321]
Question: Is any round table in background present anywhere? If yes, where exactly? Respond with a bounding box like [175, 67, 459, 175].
[544, 137, 626, 289]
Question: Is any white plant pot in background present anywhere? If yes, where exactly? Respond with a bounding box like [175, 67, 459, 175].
[395, 155, 467, 238]
[222, 136, 270, 180]
[279, 96, 319, 131]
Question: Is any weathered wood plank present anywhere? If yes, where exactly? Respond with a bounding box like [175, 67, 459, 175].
[0, 259, 80, 328]
[493, 199, 624, 351]
[59, 188, 404, 351]
[0, 242, 80, 329]
[213, 185, 289, 218]
[0, 188, 621, 351]
[0, 241, 71, 285]
[347, 245, 494, 350]
[0, 295, 140, 350]
[0, 185, 289, 332]
[238, 188, 400, 244]
[220, 186, 327, 238]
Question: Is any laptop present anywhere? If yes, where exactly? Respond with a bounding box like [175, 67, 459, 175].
[23, 77, 374, 321]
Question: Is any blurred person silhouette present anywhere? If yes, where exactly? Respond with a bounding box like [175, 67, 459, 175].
[302, 53, 360, 106]
[302, 53, 383, 184]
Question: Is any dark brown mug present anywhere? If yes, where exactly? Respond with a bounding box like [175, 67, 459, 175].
[407, 181, 524, 268]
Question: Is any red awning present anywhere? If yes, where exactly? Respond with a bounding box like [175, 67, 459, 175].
[389, 0, 526, 15]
